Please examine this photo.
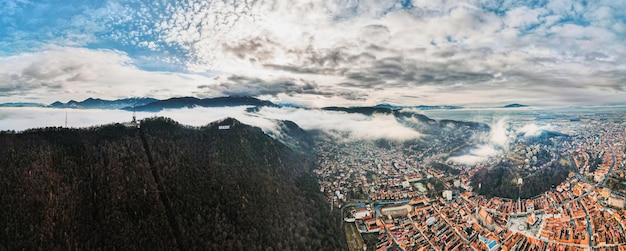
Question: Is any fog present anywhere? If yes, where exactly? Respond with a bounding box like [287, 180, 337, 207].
[447, 118, 510, 166]
[517, 123, 554, 137]
[255, 107, 422, 141]
[0, 107, 422, 141]
[0, 108, 134, 131]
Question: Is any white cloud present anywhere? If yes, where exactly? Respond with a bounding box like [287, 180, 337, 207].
[447, 154, 487, 166]
[505, 7, 545, 28]
[447, 117, 509, 165]
[0, 107, 134, 131]
[255, 106, 422, 141]
[0, 106, 275, 133]
[448, 144, 498, 165]
[146, 0, 626, 106]
[0, 106, 422, 142]
[489, 118, 509, 150]
[517, 123, 555, 137]
[2, 0, 626, 107]
[0, 47, 214, 103]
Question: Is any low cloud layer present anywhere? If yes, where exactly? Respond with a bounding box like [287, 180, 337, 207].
[517, 123, 555, 137]
[0, 106, 421, 142]
[448, 144, 500, 166]
[256, 107, 422, 141]
[448, 118, 510, 165]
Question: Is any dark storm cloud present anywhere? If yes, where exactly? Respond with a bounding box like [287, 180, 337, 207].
[594, 70, 626, 91]
[221, 37, 278, 61]
[205, 75, 367, 100]
[336, 56, 496, 91]
[218, 78, 313, 97]
[0, 60, 92, 94]
[584, 52, 610, 62]
[263, 64, 342, 75]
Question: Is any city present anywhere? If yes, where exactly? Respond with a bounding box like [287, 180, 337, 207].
[315, 115, 626, 251]
[2, 0, 626, 250]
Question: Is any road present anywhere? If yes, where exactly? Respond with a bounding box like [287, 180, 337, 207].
[602, 129, 617, 187]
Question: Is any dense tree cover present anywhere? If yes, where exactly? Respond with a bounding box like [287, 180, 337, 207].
[471, 159, 573, 199]
[587, 150, 603, 173]
[0, 118, 344, 250]
[431, 162, 461, 175]
[607, 176, 626, 194]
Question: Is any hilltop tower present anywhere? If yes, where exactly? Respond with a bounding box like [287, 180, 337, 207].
[517, 177, 523, 211]
[132, 100, 137, 125]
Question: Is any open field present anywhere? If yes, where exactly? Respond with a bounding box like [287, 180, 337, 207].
[345, 222, 365, 251]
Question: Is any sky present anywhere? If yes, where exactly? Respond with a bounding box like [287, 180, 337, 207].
[1, 0, 626, 107]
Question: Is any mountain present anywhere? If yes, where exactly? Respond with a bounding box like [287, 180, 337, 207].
[47, 97, 157, 109]
[471, 159, 573, 199]
[0, 118, 344, 250]
[130, 96, 277, 112]
[373, 103, 404, 110]
[268, 120, 315, 155]
[322, 106, 394, 115]
[413, 105, 463, 110]
[374, 104, 463, 110]
[394, 110, 489, 135]
[0, 102, 45, 107]
[503, 103, 529, 108]
[44, 96, 277, 112]
[322, 104, 463, 116]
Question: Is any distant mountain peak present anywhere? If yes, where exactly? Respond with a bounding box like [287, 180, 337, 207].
[322, 106, 394, 115]
[132, 96, 277, 112]
[503, 103, 528, 108]
[374, 103, 403, 110]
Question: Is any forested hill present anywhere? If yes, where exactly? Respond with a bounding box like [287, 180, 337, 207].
[0, 117, 345, 250]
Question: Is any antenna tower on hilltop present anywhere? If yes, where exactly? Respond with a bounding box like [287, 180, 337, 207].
[518, 177, 523, 210]
[132, 100, 137, 125]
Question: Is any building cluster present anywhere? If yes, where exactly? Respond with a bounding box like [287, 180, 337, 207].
[348, 179, 626, 251]
[316, 118, 626, 250]
[566, 123, 626, 184]
[314, 140, 429, 206]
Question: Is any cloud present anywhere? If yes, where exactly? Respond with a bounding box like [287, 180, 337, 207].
[146, 0, 626, 106]
[448, 144, 498, 165]
[255, 106, 422, 141]
[489, 118, 510, 150]
[0, 107, 135, 131]
[2, 0, 626, 106]
[0, 106, 422, 142]
[0, 47, 213, 103]
[0, 106, 280, 135]
[447, 117, 509, 165]
[517, 123, 555, 137]
[207, 75, 334, 97]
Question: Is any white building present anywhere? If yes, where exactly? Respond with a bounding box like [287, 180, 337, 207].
[442, 190, 453, 201]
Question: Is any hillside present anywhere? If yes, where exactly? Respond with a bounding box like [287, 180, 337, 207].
[0, 118, 344, 250]
[471, 159, 573, 199]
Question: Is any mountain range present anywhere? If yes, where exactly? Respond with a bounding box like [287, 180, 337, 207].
[48, 97, 158, 109]
[0, 96, 469, 111]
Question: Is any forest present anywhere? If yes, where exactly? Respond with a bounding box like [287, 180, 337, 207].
[471, 159, 573, 199]
[0, 117, 345, 250]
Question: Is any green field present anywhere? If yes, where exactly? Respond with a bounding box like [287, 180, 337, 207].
[344, 222, 365, 251]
